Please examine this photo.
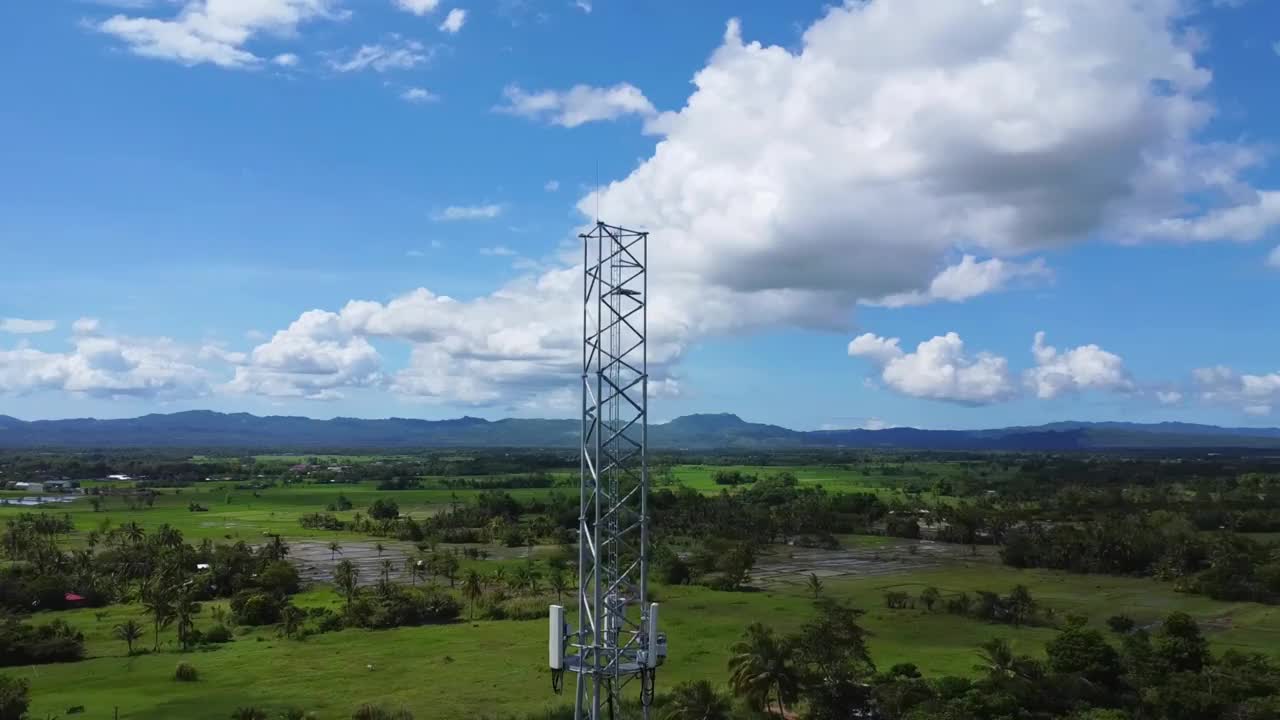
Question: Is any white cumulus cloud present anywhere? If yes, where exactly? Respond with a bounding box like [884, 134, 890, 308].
[1026, 332, 1132, 400]
[433, 204, 503, 221]
[393, 0, 440, 16]
[848, 332, 1016, 405]
[497, 83, 656, 128]
[850, 330, 1133, 405]
[171, 0, 1280, 408]
[869, 256, 1051, 308]
[0, 331, 209, 399]
[439, 8, 466, 33]
[223, 310, 382, 399]
[0, 319, 56, 335]
[1195, 365, 1280, 417]
[72, 317, 101, 336]
[329, 39, 430, 73]
[583, 3, 1278, 322]
[400, 87, 439, 103]
[96, 0, 346, 69]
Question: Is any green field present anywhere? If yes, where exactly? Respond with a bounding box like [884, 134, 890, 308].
[2, 482, 561, 543]
[11, 562, 1280, 720]
[667, 462, 989, 499]
[0, 462, 953, 544]
[6, 463, 1280, 719]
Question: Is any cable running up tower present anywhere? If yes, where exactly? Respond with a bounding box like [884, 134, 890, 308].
[550, 222, 665, 720]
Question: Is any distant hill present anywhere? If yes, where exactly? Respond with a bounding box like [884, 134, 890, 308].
[1, 410, 1279, 451]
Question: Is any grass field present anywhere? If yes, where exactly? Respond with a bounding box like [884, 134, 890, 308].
[7, 465, 1279, 719]
[1, 481, 562, 543]
[667, 462, 982, 500]
[12, 562, 1280, 720]
[0, 462, 959, 544]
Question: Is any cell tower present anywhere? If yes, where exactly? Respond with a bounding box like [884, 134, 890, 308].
[550, 222, 665, 720]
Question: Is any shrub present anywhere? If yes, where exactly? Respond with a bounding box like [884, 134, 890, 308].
[657, 555, 691, 585]
[352, 705, 414, 720]
[0, 616, 86, 666]
[257, 561, 301, 597]
[174, 662, 199, 682]
[230, 708, 268, 720]
[203, 625, 233, 644]
[502, 527, 529, 548]
[1107, 614, 1136, 634]
[308, 608, 344, 634]
[0, 673, 31, 720]
[488, 596, 553, 621]
[231, 591, 284, 626]
[368, 498, 400, 520]
[357, 586, 461, 629]
[884, 591, 911, 609]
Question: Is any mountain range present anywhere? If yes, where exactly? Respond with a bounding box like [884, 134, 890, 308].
[1, 411, 1280, 451]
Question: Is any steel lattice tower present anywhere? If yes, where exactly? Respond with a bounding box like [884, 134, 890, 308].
[550, 221, 663, 720]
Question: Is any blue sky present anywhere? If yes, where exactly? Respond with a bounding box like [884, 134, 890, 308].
[1, 0, 1278, 429]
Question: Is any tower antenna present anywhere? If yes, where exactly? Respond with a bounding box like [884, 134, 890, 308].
[549, 221, 663, 720]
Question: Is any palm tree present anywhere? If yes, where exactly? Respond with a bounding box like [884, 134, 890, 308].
[549, 567, 569, 604]
[438, 553, 459, 588]
[327, 541, 343, 562]
[155, 524, 183, 548]
[512, 563, 541, 595]
[174, 594, 201, 651]
[375, 542, 385, 557]
[727, 622, 798, 717]
[262, 534, 289, 562]
[143, 593, 175, 652]
[975, 638, 1019, 681]
[462, 570, 485, 620]
[920, 586, 940, 612]
[121, 521, 145, 544]
[405, 556, 420, 585]
[334, 559, 359, 611]
[380, 558, 396, 585]
[279, 605, 305, 639]
[663, 680, 732, 720]
[114, 619, 144, 656]
[491, 565, 507, 590]
[805, 573, 824, 599]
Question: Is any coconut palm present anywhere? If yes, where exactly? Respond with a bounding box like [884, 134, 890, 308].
[975, 638, 1024, 682]
[143, 593, 175, 652]
[805, 573, 824, 599]
[114, 619, 144, 656]
[548, 567, 569, 604]
[375, 542, 385, 557]
[174, 594, 201, 651]
[380, 558, 396, 585]
[727, 622, 799, 717]
[327, 541, 343, 562]
[920, 586, 940, 612]
[279, 605, 305, 639]
[462, 570, 485, 620]
[121, 521, 145, 544]
[262, 534, 289, 562]
[663, 680, 732, 720]
[334, 559, 359, 611]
